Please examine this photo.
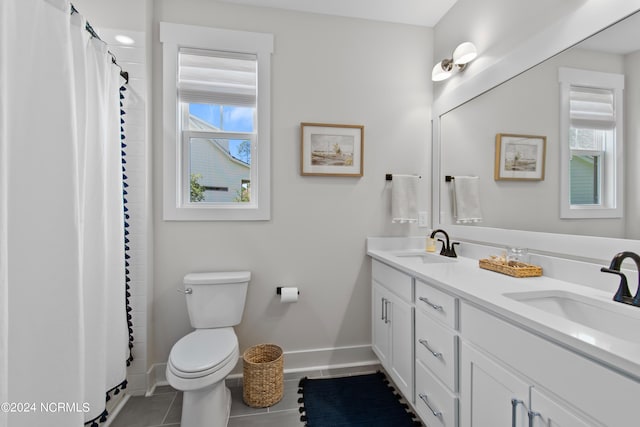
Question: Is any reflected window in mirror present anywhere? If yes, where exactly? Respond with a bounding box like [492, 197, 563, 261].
[559, 67, 624, 219]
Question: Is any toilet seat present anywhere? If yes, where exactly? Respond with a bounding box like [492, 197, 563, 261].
[168, 328, 238, 379]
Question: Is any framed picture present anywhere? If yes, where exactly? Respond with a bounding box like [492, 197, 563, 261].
[494, 133, 546, 181]
[300, 123, 364, 177]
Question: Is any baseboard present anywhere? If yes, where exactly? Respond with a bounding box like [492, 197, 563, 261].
[102, 394, 130, 427]
[266, 344, 377, 375]
[146, 344, 377, 391]
[146, 362, 168, 396]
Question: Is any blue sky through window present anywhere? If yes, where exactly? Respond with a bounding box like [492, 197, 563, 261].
[189, 103, 254, 164]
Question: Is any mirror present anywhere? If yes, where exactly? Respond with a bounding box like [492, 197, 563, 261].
[438, 11, 640, 239]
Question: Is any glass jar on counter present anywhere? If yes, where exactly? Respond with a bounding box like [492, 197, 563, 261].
[506, 247, 529, 264]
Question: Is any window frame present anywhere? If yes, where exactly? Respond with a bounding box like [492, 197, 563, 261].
[558, 67, 624, 219]
[160, 22, 273, 221]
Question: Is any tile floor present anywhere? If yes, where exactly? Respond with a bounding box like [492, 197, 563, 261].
[109, 364, 381, 427]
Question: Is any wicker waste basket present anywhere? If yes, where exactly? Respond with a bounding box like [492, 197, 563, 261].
[242, 343, 284, 407]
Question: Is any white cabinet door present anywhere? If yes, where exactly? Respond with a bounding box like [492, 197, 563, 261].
[371, 280, 414, 400]
[530, 388, 596, 427]
[460, 342, 529, 427]
[372, 282, 390, 366]
[388, 291, 413, 399]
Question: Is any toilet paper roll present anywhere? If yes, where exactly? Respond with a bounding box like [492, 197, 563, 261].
[280, 287, 299, 303]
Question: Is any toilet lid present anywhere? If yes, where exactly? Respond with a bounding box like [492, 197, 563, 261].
[169, 328, 238, 376]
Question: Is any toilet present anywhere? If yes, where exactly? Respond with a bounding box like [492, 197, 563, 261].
[166, 271, 250, 427]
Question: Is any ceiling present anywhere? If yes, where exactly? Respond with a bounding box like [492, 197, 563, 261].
[217, 0, 459, 27]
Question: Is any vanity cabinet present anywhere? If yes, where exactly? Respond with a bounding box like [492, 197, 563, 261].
[370, 255, 640, 427]
[371, 260, 414, 400]
[460, 302, 639, 427]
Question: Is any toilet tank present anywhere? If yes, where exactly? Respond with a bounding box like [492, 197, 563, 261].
[183, 271, 250, 329]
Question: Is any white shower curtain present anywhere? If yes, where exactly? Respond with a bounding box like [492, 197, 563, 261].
[0, 1, 128, 426]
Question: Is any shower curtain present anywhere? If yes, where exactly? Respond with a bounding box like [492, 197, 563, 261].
[0, 1, 128, 426]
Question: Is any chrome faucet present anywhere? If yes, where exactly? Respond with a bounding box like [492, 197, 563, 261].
[430, 229, 459, 258]
[600, 251, 640, 306]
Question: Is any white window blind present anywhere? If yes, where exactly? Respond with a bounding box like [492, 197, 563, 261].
[569, 86, 615, 129]
[569, 86, 615, 152]
[178, 48, 257, 107]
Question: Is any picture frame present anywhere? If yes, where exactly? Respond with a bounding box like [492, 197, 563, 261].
[494, 133, 546, 181]
[300, 123, 364, 177]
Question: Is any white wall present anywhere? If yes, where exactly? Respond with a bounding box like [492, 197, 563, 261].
[151, 0, 433, 369]
[72, 0, 147, 31]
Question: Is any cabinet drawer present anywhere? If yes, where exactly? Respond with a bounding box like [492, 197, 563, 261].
[372, 260, 412, 302]
[415, 360, 458, 427]
[415, 310, 457, 391]
[415, 279, 457, 329]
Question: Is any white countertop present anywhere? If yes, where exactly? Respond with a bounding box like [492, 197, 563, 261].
[367, 238, 640, 380]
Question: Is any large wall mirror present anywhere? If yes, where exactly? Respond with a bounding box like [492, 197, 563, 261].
[436, 10, 640, 241]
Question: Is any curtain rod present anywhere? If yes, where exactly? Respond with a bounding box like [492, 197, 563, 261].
[70, 3, 129, 84]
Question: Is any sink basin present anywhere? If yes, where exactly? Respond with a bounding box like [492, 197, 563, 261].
[393, 251, 457, 264]
[504, 290, 640, 342]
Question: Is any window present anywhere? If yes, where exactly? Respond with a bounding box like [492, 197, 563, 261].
[559, 68, 624, 218]
[160, 23, 273, 220]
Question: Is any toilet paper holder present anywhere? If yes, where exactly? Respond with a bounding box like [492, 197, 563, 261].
[276, 286, 299, 295]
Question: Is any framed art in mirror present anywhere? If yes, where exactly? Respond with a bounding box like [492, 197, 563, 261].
[494, 133, 546, 181]
[300, 123, 364, 177]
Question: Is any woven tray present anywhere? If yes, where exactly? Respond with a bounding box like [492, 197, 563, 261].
[479, 258, 542, 278]
[243, 343, 284, 408]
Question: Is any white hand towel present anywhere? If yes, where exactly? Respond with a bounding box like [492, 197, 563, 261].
[453, 176, 483, 224]
[391, 174, 418, 223]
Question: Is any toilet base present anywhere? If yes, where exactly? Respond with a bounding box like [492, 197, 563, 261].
[180, 379, 231, 427]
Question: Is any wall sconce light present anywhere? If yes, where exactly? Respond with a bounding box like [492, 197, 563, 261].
[432, 42, 478, 82]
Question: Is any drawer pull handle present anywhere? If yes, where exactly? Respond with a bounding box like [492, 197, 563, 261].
[418, 339, 442, 358]
[418, 296, 443, 311]
[511, 398, 524, 427]
[418, 393, 442, 417]
[380, 298, 391, 324]
[384, 299, 390, 324]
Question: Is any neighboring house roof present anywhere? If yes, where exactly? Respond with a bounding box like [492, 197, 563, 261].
[188, 114, 250, 168]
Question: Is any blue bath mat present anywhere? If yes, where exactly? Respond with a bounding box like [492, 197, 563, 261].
[297, 371, 421, 427]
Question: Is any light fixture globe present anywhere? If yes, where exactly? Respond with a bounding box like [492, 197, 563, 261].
[431, 60, 453, 82]
[115, 34, 135, 45]
[453, 42, 477, 65]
